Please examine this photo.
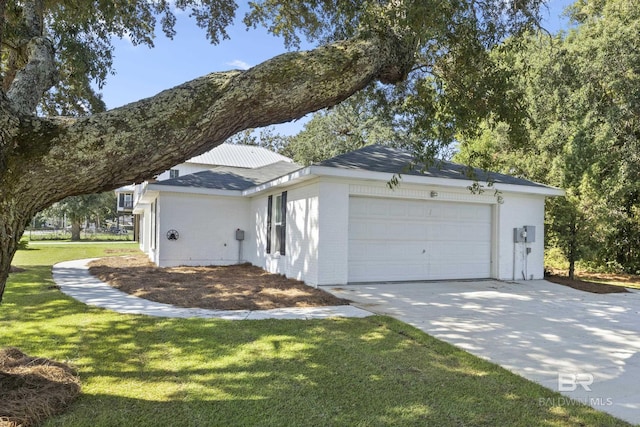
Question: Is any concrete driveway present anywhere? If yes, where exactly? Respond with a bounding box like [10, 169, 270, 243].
[324, 280, 640, 425]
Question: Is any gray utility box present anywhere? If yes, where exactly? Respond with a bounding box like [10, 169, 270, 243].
[235, 229, 245, 241]
[514, 226, 536, 243]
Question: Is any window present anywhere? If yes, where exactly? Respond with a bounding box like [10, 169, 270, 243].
[169, 169, 179, 179]
[266, 192, 287, 255]
[118, 193, 133, 210]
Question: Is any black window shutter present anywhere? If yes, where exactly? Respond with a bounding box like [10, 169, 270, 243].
[266, 195, 272, 254]
[280, 191, 287, 255]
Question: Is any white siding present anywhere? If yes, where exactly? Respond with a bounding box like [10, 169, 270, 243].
[496, 193, 547, 280]
[285, 184, 321, 284]
[248, 182, 321, 285]
[156, 192, 250, 267]
[137, 203, 152, 257]
[316, 181, 350, 285]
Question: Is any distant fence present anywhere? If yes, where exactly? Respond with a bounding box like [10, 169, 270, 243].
[26, 227, 134, 241]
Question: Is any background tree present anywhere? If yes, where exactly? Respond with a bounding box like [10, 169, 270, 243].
[227, 127, 292, 154]
[279, 93, 399, 164]
[41, 192, 116, 240]
[0, 0, 545, 302]
[456, 0, 640, 277]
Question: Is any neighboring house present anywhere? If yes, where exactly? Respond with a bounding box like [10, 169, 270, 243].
[113, 184, 135, 236]
[115, 185, 135, 213]
[154, 143, 294, 181]
[132, 143, 563, 286]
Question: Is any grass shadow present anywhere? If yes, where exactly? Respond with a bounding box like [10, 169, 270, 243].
[33, 316, 630, 427]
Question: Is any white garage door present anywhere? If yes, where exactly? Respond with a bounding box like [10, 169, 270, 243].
[348, 197, 492, 282]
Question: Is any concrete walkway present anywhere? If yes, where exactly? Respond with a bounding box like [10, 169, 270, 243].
[52, 259, 372, 320]
[324, 280, 640, 425]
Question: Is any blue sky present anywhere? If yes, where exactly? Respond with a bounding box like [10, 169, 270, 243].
[101, 0, 575, 136]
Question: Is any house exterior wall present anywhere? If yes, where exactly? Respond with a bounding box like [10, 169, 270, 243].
[331, 180, 547, 283]
[137, 176, 550, 285]
[247, 182, 321, 285]
[247, 178, 549, 285]
[495, 193, 547, 280]
[137, 204, 152, 256]
[149, 199, 160, 265]
[316, 181, 350, 285]
[155, 192, 250, 267]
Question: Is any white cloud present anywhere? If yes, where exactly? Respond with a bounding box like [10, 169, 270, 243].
[227, 59, 251, 70]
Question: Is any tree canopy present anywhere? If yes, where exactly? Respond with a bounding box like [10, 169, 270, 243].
[41, 192, 116, 241]
[0, 0, 545, 302]
[455, 0, 640, 277]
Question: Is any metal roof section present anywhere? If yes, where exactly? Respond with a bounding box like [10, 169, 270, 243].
[151, 161, 302, 191]
[114, 184, 135, 193]
[314, 144, 555, 189]
[187, 143, 293, 168]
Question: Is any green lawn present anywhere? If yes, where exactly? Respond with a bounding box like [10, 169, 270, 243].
[1, 243, 631, 426]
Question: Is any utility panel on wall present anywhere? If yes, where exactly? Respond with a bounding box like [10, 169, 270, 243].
[514, 226, 536, 243]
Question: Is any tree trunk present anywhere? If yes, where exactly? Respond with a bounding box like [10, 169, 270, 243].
[568, 223, 577, 281]
[0, 33, 415, 303]
[0, 200, 30, 302]
[568, 258, 576, 281]
[70, 221, 81, 241]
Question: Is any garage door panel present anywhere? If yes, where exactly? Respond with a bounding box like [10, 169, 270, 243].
[350, 261, 429, 282]
[348, 197, 492, 282]
[349, 241, 426, 261]
[352, 220, 433, 241]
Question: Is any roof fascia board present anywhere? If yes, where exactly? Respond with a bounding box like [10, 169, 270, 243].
[242, 167, 314, 196]
[142, 164, 564, 199]
[308, 166, 565, 197]
[492, 183, 565, 197]
[146, 183, 243, 197]
[135, 189, 159, 206]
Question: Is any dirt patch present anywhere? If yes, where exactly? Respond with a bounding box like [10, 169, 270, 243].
[88, 255, 350, 310]
[0, 347, 81, 427]
[8, 266, 25, 274]
[545, 274, 629, 294]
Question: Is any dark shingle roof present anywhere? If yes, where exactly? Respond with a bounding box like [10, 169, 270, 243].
[315, 144, 549, 188]
[153, 161, 301, 191]
[153, 144, 552, 192]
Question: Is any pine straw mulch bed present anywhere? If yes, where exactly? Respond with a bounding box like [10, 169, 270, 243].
[88, 255, 350, 311]
[545, 274, 630, 294]
[0, 347, 81, 427]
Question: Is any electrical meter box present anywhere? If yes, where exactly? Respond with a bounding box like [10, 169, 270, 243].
[235, 229, 245, 241]
[523, 225, 535, 243]
[514, 226, 536, 243]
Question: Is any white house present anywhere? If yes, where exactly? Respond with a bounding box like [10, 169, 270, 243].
[132, 143, 563, 286]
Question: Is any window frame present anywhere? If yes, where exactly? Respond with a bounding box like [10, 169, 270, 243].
[267, 192, 287, 255]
